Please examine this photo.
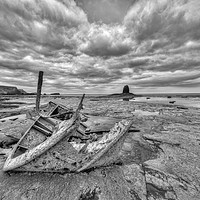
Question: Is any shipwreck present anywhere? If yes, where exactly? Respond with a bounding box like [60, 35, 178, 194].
[3, 94, 133, 173]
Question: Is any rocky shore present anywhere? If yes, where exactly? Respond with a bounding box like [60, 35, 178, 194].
[0, 86, 27, 95]
[0, 96, 200, 200]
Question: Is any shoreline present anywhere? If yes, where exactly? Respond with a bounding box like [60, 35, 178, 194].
[0, 96, 200, 199]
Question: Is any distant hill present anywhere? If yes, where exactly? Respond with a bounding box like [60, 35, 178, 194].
[0, 86, 27, 95]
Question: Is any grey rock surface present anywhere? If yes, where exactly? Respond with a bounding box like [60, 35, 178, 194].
[0, 86, 26, 95]
[0, 97, 200, 199]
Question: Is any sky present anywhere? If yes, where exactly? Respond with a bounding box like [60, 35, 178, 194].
[0, 0, 200, 94]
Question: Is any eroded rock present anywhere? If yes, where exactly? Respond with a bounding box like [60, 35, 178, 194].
[0, 97, 200, 200]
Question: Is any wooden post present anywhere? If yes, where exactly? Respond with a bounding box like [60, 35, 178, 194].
[36, 71, 44, 113]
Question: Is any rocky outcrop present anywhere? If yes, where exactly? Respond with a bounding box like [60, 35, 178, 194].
[97, 85, 139, 99]
[0, 86, 27, 95]
[50, 93, 60, 95]
[0, 98, 200, 199]
[123, 85, 130, 93]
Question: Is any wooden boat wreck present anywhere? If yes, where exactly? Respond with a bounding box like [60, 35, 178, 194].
[40, 101, 74, 120]
[3, 95, 133, 173]
[25, 101, 74, 121]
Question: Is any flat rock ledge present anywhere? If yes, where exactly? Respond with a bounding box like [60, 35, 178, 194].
[0, 98, 200, 200]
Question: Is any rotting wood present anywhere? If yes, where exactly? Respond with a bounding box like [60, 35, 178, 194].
[36, 71, 44, 113]
[3, 118, 133, 173]
[3, 95, 85, 172]
[3, 109, 80, 172]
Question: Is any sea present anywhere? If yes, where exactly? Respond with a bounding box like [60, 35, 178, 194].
[1, 93, 200, 109]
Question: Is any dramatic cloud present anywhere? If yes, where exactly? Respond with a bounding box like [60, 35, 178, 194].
[124, 0, 200, 52]
[79, 24, 132, 57]
[0, 0, 200, 94]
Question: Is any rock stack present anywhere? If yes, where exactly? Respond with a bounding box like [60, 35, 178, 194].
[122, 85, 129, 94]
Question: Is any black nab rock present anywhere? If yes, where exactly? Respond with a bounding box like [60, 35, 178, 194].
[123, 85, 129, 94]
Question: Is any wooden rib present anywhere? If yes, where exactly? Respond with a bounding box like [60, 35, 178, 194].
[77, 128, 85, 135]
[41, 117, 57, 126]
[77, 120, 133, 172]
[80, 122, 87, 128]
[35, 120, 53, 133]
[3, 95, 84, 172]
[128, 127, 140, 132]
[48, 105, 59, 116]
[18, 145, 28, 150]
[3, 118, 78, 171]
[45, 111, 73, 118]
[32, 125, 52, 137]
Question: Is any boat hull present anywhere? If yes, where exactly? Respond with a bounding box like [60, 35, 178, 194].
[3, 114, 80, 172]
[3, 118, 133, 173]
[3, 95, 133, 173]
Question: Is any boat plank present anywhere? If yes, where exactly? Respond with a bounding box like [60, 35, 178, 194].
[77, 119, 133, 172]
[33, 124, 52, 137]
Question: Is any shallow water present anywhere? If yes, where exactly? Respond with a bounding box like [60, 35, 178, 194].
[130, 97, 200, 108]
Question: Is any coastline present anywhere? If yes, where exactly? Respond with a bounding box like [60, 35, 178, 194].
[0, 96, 200, 199]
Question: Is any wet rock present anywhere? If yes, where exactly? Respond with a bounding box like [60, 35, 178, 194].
[50, 93, 60, 95]
[0, 85, 26, 95]
[0, 96, 200, 200]
[0, 134, 18, 148]
[123, 98, 129, 101]
[79, 187, 101, 200]
[122, 164, 147, 200]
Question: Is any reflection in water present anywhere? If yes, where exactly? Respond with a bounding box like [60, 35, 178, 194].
[130, 97, 200, 108]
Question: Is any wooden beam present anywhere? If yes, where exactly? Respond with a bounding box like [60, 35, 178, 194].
[36, 71, 44, 113]
[33, 124, 52, 137]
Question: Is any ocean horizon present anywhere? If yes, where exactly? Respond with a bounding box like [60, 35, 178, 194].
[59, 93, 200, 97]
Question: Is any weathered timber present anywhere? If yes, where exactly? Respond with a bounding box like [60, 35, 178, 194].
[3, 104, 82, 172]
[36, 71, 44, 113]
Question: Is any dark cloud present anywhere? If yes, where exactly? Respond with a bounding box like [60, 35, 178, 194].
[75, 0, 136, 24]
[0, 0, 87, 27]
[124, 0, 200, 52]
[132, 71, 200, 88]
[173, 81, 200, 88]
[0, 59, 51, 75]
[148, 59, 200, 72]
[68, 66, 109, 79]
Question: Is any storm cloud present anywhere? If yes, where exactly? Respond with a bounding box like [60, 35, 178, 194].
[0, 0, 200, 94]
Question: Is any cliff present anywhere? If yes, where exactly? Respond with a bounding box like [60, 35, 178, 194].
[0, 86, 27, 95]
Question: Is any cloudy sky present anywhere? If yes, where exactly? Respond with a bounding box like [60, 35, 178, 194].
[0, 0, 200, 94]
